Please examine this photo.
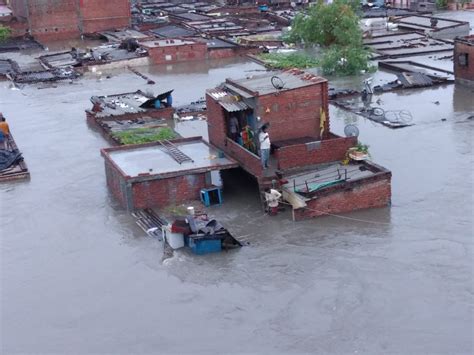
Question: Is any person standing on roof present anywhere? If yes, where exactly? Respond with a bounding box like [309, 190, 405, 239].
[259, 124, 270, 169]
[229, 116, 239, 142]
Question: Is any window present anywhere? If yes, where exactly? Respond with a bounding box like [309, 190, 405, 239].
[459, 53, 468, 67]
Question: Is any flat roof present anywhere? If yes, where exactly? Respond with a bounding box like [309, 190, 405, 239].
[396, 15, 468, 30]
[140, 39, 199, 48]
[282, 162, 376, 196]
[106, 140, 237, 178]
[149, 24, 196, 38]
[227, 70, 326, 96]
[100, 29, 149, 42]
[205, 38, 238, 49]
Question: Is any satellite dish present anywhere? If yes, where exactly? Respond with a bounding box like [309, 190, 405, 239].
[271, 76, 285, 90]
[344, 124, 360, 137]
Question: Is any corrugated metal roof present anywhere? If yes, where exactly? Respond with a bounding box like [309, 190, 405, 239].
[397, 72, 433, 87]
[219, 99, 249, 112]
[207, 89, 249, 112]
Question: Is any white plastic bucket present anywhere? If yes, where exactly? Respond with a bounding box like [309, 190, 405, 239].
[165, 225, 184, 249]
[187, 206, 195, 216]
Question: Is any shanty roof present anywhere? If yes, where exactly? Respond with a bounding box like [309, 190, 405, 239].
[207, 89, 249, 112]
[205, 38, 238, 49]
[140, 39, 198, 48]
[170, 12, 211, 22]
[226, 70, 327, 96]
[395, 15, 468, 31]
[91, 89, 173, 117]
[149, 24, 196, 38]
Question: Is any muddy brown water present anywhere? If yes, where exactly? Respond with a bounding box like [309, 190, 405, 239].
[1, 51, 473, 354]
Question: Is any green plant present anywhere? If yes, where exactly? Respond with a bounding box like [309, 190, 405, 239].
[285, 0, 370, 76]
[320, 45, 373, 76]
[112, 127, 176, 145]
[0, 26, 11, 42]
[355, 142, 370, 154]
[258, 52, 319, 69]
[436, 0, 448, 9]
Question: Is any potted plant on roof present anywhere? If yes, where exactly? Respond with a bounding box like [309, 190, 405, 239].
[347, 142, 370, 161]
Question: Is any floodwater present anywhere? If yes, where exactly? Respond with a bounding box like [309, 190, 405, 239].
[1, 54, 473, 354]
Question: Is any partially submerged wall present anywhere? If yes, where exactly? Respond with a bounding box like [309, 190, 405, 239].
[276, 135, 357, 170]
[292, 165, 392, 221]
[454, 36, 474, 86]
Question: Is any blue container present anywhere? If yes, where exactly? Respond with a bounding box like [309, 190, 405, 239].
[200, 187, 223, 207]
[167, 94, 173, 106]
[154, 100, 161, 109]
[189, 237, 222, 255]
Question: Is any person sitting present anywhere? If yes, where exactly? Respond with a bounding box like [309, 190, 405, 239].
[264, 188, 282, 216]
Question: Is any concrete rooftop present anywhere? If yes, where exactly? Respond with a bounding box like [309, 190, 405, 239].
[108, 140, 236, 178]
[228, 70, 326, 96]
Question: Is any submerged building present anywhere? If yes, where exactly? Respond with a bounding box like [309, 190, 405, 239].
[454, 35, 474, 86]
[100, 69, 391, 220]
[206, 69, 392, 220]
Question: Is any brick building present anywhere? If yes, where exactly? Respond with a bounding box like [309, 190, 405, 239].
[454, 35, 474, 86]
[206, 70, 392, 220]
[9, 0, 131, 40]
[86, 89, 174, 145]
[101, 137, 238, 211]
[141, 39, 207, 65]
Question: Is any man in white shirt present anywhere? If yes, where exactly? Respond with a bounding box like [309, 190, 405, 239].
[258, 125, 271, 169]
[264, 188, 282, 216]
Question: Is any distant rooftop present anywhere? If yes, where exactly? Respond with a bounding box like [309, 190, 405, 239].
[225, 70, 327, 96]
[100, 29, 149, 42]
[455, 34, 474, 45]
[149, 24, 196, 38]
[395, 15, 469, 31]
[91, 90, 172, 118]
[140, 39, 199, 48]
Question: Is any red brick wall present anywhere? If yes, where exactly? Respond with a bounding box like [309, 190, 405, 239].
[206, 93, 227, 150]
[454, 39, 474, 83]
[147, 42, 207, 64]
[80, 0, 131, 33]
[27, 0, 80, 40]
[208, 48, 237, 59]
[225, 138, 263, 177]
[256, 82, 329, 142]
[206, 94, 263, 177]
[10, 0, 130, 40]
[293, 176, 392, 220]
[131, 173, 207, 209]
[105, 160, 128, 207]
[10, 0, 28, 19]
[276, 135, 357, 170]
